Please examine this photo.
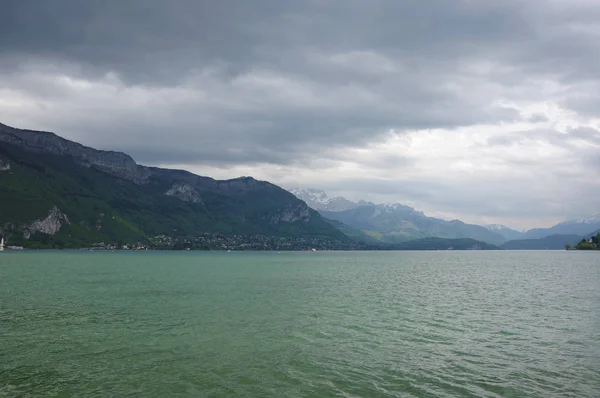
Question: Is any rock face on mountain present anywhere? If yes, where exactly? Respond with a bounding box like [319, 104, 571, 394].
[0, 159, 10, 171]
[271, 203, 311, 223]
[0, 122, 345, 247]
[27, 206, 70, 235]
[165, 183, 203, 204]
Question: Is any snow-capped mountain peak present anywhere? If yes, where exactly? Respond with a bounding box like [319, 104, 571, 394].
[523, 214, 600, 239]
[357, 200, 375, 207]
[289, 188, 329, 204]
[564, 214, 600, 225]
[483, 224, 524, 241]
[485, 224, 510, 231]
[289, 188, 358, 212]
[379, 202, 424, 216]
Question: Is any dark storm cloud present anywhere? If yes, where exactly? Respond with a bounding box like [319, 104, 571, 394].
[2, 0, 596, 164]
[4, 0, 598, 82]
[0, 0, 529, 82]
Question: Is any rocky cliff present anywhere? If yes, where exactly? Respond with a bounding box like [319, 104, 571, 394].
[165, 183, 203, 204]
[270, 203, 311, 224]
[0, 123, 151, 184]
[27, 206, 70, 235]
[0, 159, 10, 171]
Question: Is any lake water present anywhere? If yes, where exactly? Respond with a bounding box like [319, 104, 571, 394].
[1, 251, 599, 397]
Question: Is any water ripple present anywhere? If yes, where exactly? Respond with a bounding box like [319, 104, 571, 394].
[1, 251, 599, 397]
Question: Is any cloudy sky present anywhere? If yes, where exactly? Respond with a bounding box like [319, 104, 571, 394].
[1, 0, 599, 229]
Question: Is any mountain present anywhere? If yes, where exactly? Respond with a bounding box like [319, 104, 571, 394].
[322, 218, 380, 243]
[502, 228, 600, 250]
[523, 215, 600, 239]
[0, 122, 347, 248]
[320, 202, 507, 245]
[484, 224, 524, 241]
[391, 237, 499, 251]
[289, 188, 358, 212]
[290, 188, 506, 244]
[574, 229, 600, 250]
[501, 234, 582, 250]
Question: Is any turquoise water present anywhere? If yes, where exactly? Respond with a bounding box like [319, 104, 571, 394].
[1, 251, 599, 397]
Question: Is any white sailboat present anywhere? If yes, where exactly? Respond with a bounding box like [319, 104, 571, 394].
[0, 237, 4, 252]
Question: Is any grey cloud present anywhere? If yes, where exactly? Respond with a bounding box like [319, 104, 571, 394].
[0, 61, 518, 166]
[2, 0, 594, 158]
[2, 1, 598, 89]
[523, 113, 549, 123]
[0, 1, 528, 77]
[309, 174, 597, 223]
[485, 136, 520, 148]
[568, 127, 600, 145]
[484, 127, 600, 155]
[1, 0, 600, 226]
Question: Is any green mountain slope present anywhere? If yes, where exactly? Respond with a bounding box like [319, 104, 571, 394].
[0, 123, 346, 248]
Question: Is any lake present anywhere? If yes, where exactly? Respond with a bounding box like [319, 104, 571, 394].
[1, 251, 599, 397]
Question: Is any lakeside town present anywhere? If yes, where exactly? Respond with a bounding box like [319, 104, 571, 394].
[81, 233, 367, 252]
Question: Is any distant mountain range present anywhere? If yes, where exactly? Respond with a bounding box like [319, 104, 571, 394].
[390, 237, 499, 251]
[291, 189, 506, 245]
[522, 216, 600, 239]
[291, 188, 600, 248]
[501, 229, 600, 250]
[483, 224, 524, 241]
[289, 188, 358, 212]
